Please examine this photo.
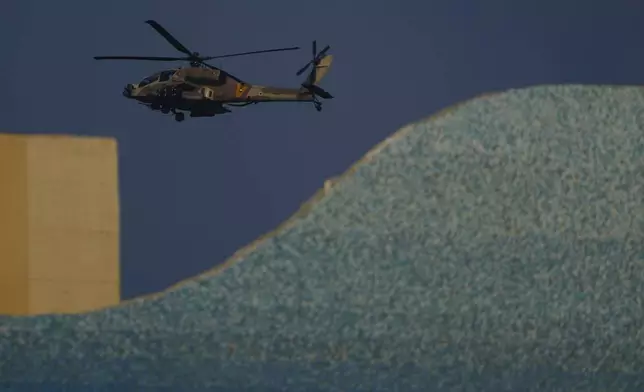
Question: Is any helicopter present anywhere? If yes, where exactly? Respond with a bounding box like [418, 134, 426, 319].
[94, 20, 333, 122]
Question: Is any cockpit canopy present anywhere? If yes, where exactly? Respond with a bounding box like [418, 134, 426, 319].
[138, 70, 175, 87]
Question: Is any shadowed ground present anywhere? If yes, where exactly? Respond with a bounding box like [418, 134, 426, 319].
[1, 85, 644, 391]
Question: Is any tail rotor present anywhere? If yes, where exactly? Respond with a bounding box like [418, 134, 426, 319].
[296, 40, 332, 111]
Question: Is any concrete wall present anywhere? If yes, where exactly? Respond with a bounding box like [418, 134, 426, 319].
[0, 134, 120, 315]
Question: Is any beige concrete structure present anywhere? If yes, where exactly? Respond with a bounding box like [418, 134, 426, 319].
[0, 133, 120, 315]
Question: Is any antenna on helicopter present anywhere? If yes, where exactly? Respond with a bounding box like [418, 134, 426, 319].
[93, 20, 300, 69]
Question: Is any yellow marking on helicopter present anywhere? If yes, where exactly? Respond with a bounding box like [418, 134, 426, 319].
[235, 83, 249, 98]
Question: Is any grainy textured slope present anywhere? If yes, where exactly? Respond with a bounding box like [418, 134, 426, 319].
[2, 85, 644, 391]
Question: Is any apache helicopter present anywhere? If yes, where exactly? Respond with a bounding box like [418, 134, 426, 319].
[94, 20, 333, 122]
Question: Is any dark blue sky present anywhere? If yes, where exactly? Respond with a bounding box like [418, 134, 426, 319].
[4, 1, 644, 299]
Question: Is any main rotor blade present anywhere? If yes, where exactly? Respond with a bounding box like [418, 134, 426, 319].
[201, 46, 300, 60]
[94, 55, 188, 61]
[145, 20, 192, 55]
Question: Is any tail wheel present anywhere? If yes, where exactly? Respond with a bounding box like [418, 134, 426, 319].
[174, 112, 185, 122]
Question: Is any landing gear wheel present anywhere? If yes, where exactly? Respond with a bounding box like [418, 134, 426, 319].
[151, 103, 161, 111]
[161, 108, 170, 114]
[174, 112, 185, 122]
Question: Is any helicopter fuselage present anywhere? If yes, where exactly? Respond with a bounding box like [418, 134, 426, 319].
[123, 66, 316, 119]
[94, 19, 333, 122]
